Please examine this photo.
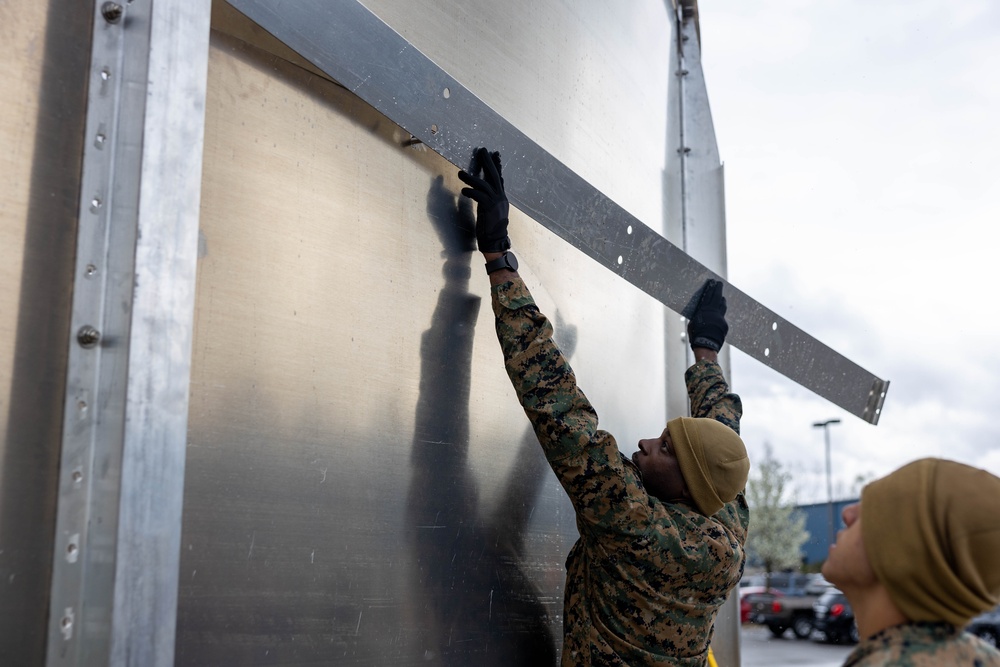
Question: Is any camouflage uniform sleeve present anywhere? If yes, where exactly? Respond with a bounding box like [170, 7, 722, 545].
[491, 277, 650, 533]
[685, 359, 743, 435]
[686, 358, 749, 530]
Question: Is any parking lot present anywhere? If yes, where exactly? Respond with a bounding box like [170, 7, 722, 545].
[741, 624, 854, 667]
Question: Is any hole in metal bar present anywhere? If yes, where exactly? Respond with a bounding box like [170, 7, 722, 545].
[442, 87, 450, 99]
[764, 348, 770, 357]
[59, 609, 74, 640]
[617, 256, 623, 265]
[430, 124, 439, 134]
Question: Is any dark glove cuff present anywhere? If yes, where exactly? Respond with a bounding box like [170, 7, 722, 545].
[690, 336, 722, 352]
[478, 235, 511, 253]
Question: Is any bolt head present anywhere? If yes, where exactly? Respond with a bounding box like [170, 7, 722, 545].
[101, 2, 124, 24]
[77, 326, 101, 349]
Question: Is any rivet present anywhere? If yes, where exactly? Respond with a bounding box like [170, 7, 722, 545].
[77, 326, 101, 349]
[101, 2, 124, 23]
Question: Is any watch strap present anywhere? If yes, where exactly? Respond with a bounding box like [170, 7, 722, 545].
[484, 251, 518, 274]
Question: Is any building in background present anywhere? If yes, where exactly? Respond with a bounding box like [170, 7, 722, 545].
[798, 499, 859, 566]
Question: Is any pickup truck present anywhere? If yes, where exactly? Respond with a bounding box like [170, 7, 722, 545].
[743, 573, 833, 639]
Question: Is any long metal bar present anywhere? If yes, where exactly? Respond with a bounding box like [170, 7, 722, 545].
[46, 1, 211, 665]
[226, 0, 888, 425]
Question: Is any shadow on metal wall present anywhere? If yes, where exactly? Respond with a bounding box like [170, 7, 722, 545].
[0, 2, 90, 664]
[407, 176, 572, 666]
[405, 176, 562, 664]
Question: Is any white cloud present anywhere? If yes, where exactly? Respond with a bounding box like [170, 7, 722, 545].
[698, 0, 1000, 495]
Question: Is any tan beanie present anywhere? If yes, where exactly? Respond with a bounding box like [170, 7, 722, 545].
[666, 417, 749, 516]
[862, 458, 1000, 626]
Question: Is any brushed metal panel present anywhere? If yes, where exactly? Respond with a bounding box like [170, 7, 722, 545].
[357, 0, 672, 230]
[227, 0, 889, 423]
[177, 10, 669, 664]
[0, 2, 89, 664]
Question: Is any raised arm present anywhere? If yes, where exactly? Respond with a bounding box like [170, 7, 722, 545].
[459, 148, 602, 461]
[460, 149, 647, 533]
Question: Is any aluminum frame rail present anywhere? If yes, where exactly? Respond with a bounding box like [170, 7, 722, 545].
[227, 0, 889, 424]
[46, 1, 211, 665]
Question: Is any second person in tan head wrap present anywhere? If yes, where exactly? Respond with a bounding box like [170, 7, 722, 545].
[823, 457, 1000, 666]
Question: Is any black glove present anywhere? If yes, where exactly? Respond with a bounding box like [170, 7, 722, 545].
[688, 279, 728, 352]
[458, 147, 511, 253]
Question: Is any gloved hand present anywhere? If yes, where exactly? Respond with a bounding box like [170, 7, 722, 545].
[688, 279, 728, 352]
[458, 147, 511, 253]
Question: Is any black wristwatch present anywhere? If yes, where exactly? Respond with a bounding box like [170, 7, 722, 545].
[484, 251, 518, 274]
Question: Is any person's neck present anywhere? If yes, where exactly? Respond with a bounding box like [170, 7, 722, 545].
[844, 584, 909, 640]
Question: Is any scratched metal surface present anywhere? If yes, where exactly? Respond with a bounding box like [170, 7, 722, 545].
[226, 0, 889, 423]
[176, 3, 672, 664]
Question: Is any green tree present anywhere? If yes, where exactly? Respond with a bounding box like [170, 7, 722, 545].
[746, 444, 810, 589]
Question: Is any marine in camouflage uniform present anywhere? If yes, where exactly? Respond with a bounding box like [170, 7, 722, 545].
[822, 458, 1000, 667]
[842, 622, 1000, 666]
[459, 147, 750, 665]
[491, 275, 748, 666]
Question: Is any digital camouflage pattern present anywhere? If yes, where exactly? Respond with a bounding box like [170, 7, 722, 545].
[843, 622, 1000, 666]
[492, 276, 749, 666]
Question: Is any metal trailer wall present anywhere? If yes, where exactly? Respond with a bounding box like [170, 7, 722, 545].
[176, 2, 673, 665]
[0, 1, 891, 663]
[0, 1, 744, 665]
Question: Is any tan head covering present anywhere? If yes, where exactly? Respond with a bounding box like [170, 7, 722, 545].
[666, 417, 749, 516]
[862, 458, 1000, 626]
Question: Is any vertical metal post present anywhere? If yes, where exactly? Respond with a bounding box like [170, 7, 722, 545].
[813, 419, 841, 551]
[46, 1, 211, 664]
[826, 430, 833, 545]
[665, 1, 739, 664]
[664, 0, 731, 421]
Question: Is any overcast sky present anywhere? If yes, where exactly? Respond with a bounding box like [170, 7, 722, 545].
[695, 0, 1000, 503]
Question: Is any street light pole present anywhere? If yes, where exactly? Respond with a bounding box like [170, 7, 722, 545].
[812, 419, 841, 552]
